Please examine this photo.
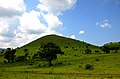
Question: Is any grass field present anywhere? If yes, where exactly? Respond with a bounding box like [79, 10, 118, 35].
[0, 35, 120, 79]
[0, 53, 120, 79]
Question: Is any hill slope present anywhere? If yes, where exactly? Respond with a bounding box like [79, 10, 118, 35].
[1, 35, 120, 79]
[16, 34, 100, 56]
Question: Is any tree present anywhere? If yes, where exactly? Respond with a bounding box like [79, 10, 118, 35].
[38, 42, 64, 66]
[102, 45, 110, 54]
[4, 48, 16, 63]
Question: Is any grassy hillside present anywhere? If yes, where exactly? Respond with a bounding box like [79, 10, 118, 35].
[16, 34, 100, 57]
[0, 34, 120, 79]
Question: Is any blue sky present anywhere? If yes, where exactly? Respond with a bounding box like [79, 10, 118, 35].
[0, 0, 120, 48]
[59, 0, 120, 45]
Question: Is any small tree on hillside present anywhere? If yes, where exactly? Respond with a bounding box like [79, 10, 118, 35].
[4, 48, 16, 63]
[102, 45, 110, 54]
[38, 42, 64, 66]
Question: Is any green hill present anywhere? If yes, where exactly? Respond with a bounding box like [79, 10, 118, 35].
[0, 34, 120, 79]
[16, 34, 100, 57]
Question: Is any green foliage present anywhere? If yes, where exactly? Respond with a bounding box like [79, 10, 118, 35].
[32, 53, 39, 60]
[102, 45, 110, 54]
[4, 48, 16, 63]
[0, 35, 120, 79]
[38, 42, 64, 66]
[85, 64, 93, 70]
[15, 56, 26, 62]
[23, 49, 29, 57]
[85, 48, 91, 54]
[15, 49, 30, 62]
[95, 50, 99, 53]
[16, 35, 98, 57]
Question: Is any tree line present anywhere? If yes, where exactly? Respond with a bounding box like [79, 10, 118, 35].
[3, 42, 64, 66]
[2, 42, 120, 66]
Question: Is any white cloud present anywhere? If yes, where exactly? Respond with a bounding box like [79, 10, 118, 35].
[0, 17, 19, 44]
[96, 20, 111, 28]
[18, 10, 47, 34]
[37, 0, 77, 15]
[42, 13, 63, 30]
[0, 0, 25, 18]
[0, 0, 77, 48]
[37, 0, 77, 31]
[79, 30, 85, 34]
[70, 35, 75, 39]
[0, 0, 26, 48]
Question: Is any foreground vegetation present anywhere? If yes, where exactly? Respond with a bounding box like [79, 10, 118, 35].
[0, 35, 120, 79]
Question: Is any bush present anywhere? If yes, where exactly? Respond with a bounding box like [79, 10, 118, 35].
[95, 50, 99, 53]
[85, 64, 93, 70]
[74, 49, 78, 51]
[102, 45, 110, 54]
[72, 47, 74, 49]
[85, 48, 91, 54]
[64, 46, 68, 48]
[96, 58, 99, 61]
[68, 63, 71, 65]
[15, 56, 26, 62]
[38, 61, 49, 67]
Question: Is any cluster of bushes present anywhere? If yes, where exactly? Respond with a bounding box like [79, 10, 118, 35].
[85, 64, 94, 70]
[3, 48, 30, 63]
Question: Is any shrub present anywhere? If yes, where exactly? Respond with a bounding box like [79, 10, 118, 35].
[29, 63, 33, 66]
[102, 45, 110, 54]
[113, 50, 117, 53]
[79, 65, 82, 68]
[58, 62, 63, 65]
[32, 53, 39, 59]
[72, 47, 74, 49]
[64, 46, 68, 48]
[4, 60, 7, 64]
[15, 56, 26, 62]
[85, 64, 93, 70]
[95, 50, 99, 53]
[68, 63, 71, 65]
[86, 46, 88, 48]
[74, 49, 78, 51]
[96, 58, 99, 61]
[38, 61, 49, 67]
[85, 48, 91, 54]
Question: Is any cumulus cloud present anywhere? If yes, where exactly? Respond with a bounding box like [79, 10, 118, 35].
[42, 13, 63, 30]
[79, 30, 85, 34]
[96, 20, 111, 28]
[18, 10, 47, 34]
[0, 17, 19, 42]
[0, 0, 25, 18]
[0, 0, 77, 48]
[70, 35, 76, 39]
[37, 0, 77, 31]
[0, 0, 25, 47]
[37, 0, 77, 15]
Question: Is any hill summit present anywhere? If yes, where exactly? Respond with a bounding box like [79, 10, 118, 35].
[16, 34, 99, 56]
